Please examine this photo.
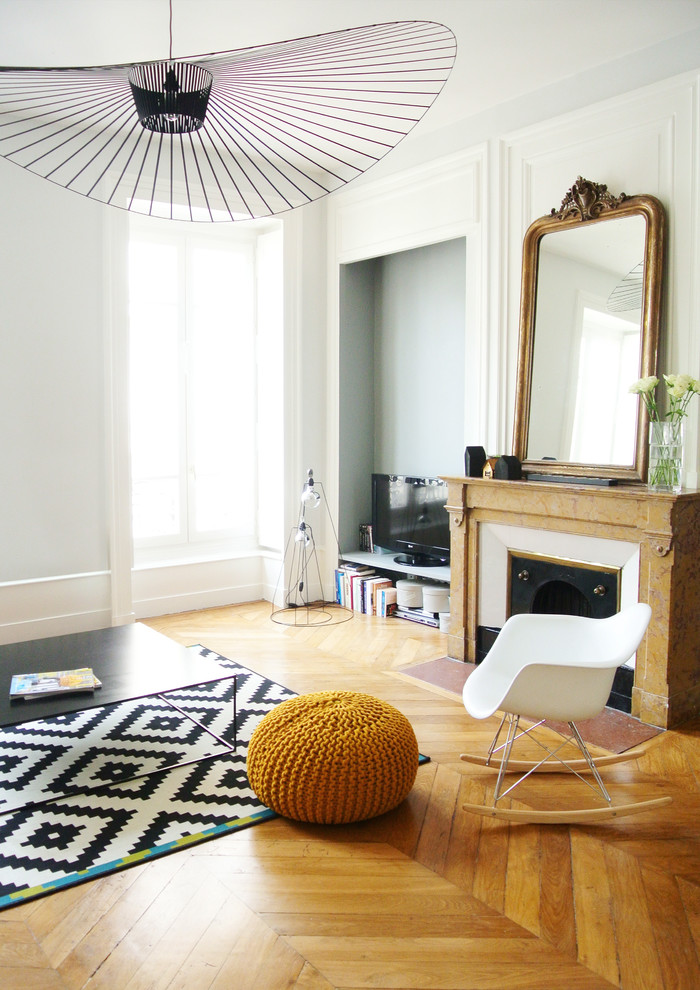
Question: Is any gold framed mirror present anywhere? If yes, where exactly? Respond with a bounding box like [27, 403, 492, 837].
[512, 177, 666, 483]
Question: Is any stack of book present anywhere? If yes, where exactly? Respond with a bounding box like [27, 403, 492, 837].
[335, 562, 394, 615]
[9, 667, 102, 700]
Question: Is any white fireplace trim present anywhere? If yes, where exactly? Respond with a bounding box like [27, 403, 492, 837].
[478, 523, 640, 633]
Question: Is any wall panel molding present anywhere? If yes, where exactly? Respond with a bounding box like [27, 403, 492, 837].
[331, 148, 485, 263]
[500, 70, 699, 483]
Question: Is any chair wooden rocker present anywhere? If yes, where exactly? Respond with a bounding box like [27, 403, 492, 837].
[460, 603, 672, 823]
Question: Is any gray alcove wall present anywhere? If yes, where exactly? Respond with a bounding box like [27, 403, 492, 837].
[338, 237, 467, 554]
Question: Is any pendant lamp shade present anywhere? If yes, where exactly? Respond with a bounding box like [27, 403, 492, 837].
[128, 62, 213, 134]
[607, 261, 644, 313]
[0, 22, 456, 222]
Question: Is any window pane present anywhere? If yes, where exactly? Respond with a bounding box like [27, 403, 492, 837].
[129, 241, 182, 538]
[189, 244, 256, 534]
[132, 478, 179, 539]
[129, 241, 178, 300]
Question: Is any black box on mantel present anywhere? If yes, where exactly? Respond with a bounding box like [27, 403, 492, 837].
[494, 455, 522, 480]
[464, 445, 486, 477]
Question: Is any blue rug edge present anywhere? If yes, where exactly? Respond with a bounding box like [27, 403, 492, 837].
[0, 806, 277, 911]
[2, 754, 432, 911]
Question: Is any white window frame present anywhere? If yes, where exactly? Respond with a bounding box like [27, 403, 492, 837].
[128, 212, 283, 566]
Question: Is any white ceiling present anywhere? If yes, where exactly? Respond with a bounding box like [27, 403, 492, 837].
[1, 0, 699, 140]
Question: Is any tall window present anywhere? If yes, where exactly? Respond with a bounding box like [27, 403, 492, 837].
[128, 216, 283, 562]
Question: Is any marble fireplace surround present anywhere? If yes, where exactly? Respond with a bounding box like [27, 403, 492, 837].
[443, 477, 700, 729]
[478, 523, 639, 631]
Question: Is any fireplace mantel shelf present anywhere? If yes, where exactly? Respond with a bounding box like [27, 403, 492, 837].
[442, 476, 700, 729]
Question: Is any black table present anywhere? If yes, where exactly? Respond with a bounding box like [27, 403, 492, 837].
[0, 623, 239, 811]
[0, 623, 234, 727]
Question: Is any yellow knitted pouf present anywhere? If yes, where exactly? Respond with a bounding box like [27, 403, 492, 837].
[246, 691, 419, 824]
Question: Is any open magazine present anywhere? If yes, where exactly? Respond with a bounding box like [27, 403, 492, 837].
[9, 667, 102, 700]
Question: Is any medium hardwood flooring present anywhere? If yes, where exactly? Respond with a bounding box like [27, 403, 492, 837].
[2, 600, 699, 989]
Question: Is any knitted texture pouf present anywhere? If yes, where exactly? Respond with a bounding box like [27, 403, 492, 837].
[246, 690, 419, 824]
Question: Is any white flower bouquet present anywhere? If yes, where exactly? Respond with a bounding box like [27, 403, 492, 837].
[630, 374, 700, 490]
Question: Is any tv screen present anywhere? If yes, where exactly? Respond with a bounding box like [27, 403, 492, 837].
[371, 474, 449, 567]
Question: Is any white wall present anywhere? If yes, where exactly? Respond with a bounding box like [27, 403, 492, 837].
[0, 165, 117, 641]
[501, 70, 700, 484]
[1, 37, 699, 642]
[0, 167, 107, 583]
[328, 67, 700, 527]
[0, 165, 323, 641]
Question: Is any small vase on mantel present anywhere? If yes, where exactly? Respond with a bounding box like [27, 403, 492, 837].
[648, 420, 684, 493]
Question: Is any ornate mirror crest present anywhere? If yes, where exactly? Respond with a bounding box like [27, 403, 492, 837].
[551, 176, 628, 222]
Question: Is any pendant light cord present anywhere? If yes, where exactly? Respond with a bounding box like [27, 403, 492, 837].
[169, 0, 173, 60]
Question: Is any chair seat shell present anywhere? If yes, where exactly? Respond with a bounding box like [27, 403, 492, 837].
[463, 604, 652, 723]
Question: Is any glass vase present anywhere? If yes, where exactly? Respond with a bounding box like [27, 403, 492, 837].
[648, 420, 684, 493]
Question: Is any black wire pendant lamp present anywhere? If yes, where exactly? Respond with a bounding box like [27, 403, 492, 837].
[0, 6, 456, 222]
[607, 261, 644, 313]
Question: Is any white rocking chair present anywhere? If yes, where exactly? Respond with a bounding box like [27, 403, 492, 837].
[460, 603, 672, 823]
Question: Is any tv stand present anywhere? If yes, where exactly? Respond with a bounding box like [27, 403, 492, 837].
[393, 552, 448, 568]
[341, 550, 450, 585]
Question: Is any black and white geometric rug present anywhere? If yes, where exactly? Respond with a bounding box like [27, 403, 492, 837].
[0, 647, 295, 910]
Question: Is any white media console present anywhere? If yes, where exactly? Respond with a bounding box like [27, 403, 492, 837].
[341, 549, 450, 584]
[340, 550, 450, 628]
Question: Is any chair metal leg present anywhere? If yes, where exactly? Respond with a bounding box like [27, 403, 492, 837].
[493, 713, 520, 805]
[485, 714, 546, 766]
[485, 713, 507, 765]
[568, 720, 611, 804]
[462, 713, 673, 823]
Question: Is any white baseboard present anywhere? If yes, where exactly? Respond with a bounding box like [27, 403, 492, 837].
[132, 554, 280, 619]
[133, 583, 267, 619]
[0, 554, 283, 643]
[0, 572, 113, 645]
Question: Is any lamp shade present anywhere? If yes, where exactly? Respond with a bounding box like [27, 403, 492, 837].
[128, 61, 213, 133]
[0, 21, 456, 222]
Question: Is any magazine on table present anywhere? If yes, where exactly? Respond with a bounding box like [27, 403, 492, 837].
[9, 667, 102, 700]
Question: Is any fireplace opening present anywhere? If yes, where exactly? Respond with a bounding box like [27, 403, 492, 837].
[476, 550, 633, 713]
[509, 550, 620, 620]
[532, 580, 592, 616]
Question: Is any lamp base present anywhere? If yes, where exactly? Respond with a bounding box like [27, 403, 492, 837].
[270, 602, 353, 627]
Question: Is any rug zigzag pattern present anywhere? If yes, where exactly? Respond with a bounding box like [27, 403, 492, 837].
[0, 649, 294, 909]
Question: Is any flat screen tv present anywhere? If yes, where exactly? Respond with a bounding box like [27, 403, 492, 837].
[371, 474, 449, 567]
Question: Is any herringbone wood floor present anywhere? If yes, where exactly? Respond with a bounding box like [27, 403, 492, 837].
[1, 600, 699, 989]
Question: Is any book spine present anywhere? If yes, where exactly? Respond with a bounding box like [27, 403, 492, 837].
[369, 579, 392, 615]
[334, 569, 344, 606]
[376, 585, 396, 617]
[358, 523, 374, 553]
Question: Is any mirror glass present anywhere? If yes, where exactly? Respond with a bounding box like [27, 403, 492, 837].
[513, 179, 665, 482]
[528, 215, 645, 465]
